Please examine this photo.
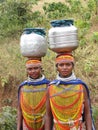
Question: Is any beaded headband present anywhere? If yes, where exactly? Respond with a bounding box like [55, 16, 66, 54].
[26, 59, 42, 66]
[55, 54, 74, 64]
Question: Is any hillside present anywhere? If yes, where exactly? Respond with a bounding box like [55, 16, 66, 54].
[0, 0, 98, 129]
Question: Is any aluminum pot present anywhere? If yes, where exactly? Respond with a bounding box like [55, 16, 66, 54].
[20, 28, 48, 58]
[48, 19, 78, 53]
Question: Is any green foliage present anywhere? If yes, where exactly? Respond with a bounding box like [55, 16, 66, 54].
[87, 0, 96, 14]
[79, 38, 87, 47]
[84, 60, 94, 73]
[43, 2, 70, 19]
[0, 76, 9, 88]
[92, 106, 98, 122]
[76, 20, 91, 29]
[68, 0, 82, 13]
[91, 32, 98, 43]
[31, 11, 45, 26]
[43, 0, 94, 40]
[0, 0, 97, 39]
[82, 12, 91, 21]
[0, 0, 5, 3]
[0, 106, 17, 130]
[0, 0, 38, 38]
[2, 98, 12, 105]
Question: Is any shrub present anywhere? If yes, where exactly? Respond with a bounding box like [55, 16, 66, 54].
[0, 106, 17, 130]
[0, 0, 38, 38]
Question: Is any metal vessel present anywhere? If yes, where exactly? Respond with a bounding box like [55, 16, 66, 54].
[20, 28, 47, 58]
[48, 19, 78, 53]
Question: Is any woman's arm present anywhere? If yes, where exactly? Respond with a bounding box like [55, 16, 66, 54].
[83, 86, 92, 130]
[45, 88, 53, 130]
[17, 90, 23, 130]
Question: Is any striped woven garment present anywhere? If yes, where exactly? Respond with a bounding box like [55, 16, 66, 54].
[49, 83, 84, 130]
[20, 83, 47, 130]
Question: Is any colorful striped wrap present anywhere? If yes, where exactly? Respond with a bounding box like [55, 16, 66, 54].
[49, 83, 83, 130]
[49, 79, 96, 130]
[18, 78, 50, 130]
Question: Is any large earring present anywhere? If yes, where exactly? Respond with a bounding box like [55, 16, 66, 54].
[41, 67, 44, 73]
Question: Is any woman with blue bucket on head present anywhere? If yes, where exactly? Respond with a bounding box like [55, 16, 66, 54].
[45, 53, 96, 130]
[17, 28, 50, 130]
